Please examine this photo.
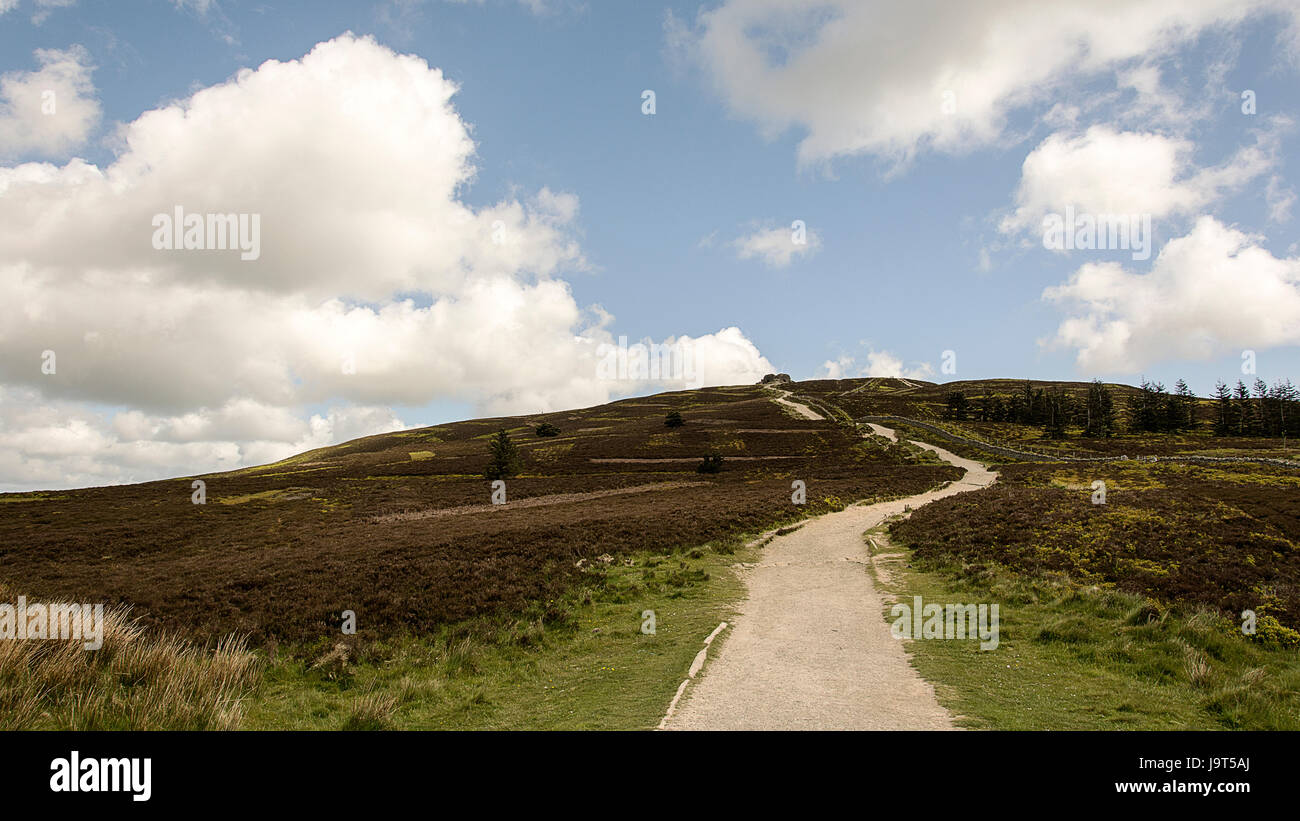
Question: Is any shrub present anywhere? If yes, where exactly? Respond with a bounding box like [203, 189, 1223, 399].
[664, 411, 684, 428]
[696, 453, 724, 474]
[535, 423, 561, 437]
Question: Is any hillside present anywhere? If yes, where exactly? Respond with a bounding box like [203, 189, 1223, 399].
[0, 383, 957, 644]
[4, 377, 1299, 731]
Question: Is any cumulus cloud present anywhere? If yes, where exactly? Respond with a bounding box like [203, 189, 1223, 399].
[0, 386, 405, 492]
[820, 351, 933, 381]
[0, 46, 100, 158]
[1043, 216, 1300, 371]
[0, 34, 774, 489]
[731, 223, 821, 267]
[670, 0, 1298, 168]
[998, 123, 1283, 238]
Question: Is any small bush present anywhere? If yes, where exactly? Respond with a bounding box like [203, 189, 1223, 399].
[535, 423, 561, 437]
[664, 411, 684, 428]
[696, 453, 724, 473]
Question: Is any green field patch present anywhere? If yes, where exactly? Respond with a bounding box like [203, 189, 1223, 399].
[0, 492, 68, 503]
[530, 443, 575, 463]
[218, 487, 317, 505]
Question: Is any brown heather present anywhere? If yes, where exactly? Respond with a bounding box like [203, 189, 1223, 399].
[0, 385, 956, 645]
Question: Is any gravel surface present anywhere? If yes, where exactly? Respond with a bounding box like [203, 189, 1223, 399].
[663, 429, 996, 730]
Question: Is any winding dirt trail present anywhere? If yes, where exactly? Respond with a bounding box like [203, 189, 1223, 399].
[662, 426, 997, 731]
[767, 388, 824, 421]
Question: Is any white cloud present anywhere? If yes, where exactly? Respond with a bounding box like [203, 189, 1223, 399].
[731, 223, 821, 267]
[0, 46, 100, 158]
[0, 34, 774, 490]
[32, 0, 75, 25]
[170, 0, 215, 13]
[820, 351, 933, 380]
[1043, 216, 1300, 371]
[998, 124, 1282, 238]
[671, 0, 1298, 168]
[0, 386, 405, 491]
[1266, 175, 1296, 223]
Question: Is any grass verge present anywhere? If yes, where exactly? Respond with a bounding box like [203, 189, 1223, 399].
[244, 533, 766, 730]
[865, 523, 1300, 730]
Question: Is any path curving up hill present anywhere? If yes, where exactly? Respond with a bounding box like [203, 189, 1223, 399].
[662, 425, 997, 730]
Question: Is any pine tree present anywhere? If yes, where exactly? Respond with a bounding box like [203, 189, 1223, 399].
[1044, 387, 1071, 438]
[1172, 379, 1196, 431]
[1084, 379, 1116, 437]
[1130, 379, 1167, 432]
[1234, 380, 1254, 435]
[1212, 381, 1233, 435]
[484, 429, 521, 480]
[1253, 378, 1270, 436]
[1277, 379, 1299, 448]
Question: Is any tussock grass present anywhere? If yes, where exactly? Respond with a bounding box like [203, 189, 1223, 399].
[0, 587, 260, 730]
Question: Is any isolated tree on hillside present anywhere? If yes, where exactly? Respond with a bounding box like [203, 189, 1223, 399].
[664, 411, 684, 428]
[484, 429, 522, 480]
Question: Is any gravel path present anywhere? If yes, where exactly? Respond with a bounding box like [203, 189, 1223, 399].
[366, 481, 707, 523]
[662, 429, 996, 730]
[767, 389, 824, 421]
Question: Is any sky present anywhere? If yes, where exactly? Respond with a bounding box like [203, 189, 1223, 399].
[1, 0, 1298, 491]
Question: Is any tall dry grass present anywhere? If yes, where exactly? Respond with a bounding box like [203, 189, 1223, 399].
[0, 587, 260, 730]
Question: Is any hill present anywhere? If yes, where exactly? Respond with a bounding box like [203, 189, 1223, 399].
[0, 383, 956, 644]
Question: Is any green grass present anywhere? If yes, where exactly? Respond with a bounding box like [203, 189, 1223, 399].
[867, 523, 1300, 730]
[245, 534, 763, 730]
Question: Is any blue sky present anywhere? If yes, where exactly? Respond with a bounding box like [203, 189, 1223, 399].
[1, 0, 1299, 489]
